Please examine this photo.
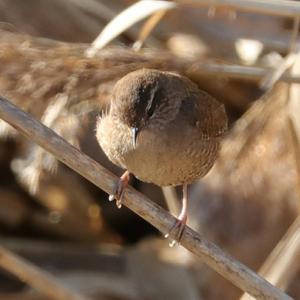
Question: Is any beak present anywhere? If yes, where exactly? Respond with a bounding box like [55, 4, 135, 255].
[131, 127, 139, 148]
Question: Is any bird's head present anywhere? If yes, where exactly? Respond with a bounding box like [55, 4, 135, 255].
[110, 69, 178, 148]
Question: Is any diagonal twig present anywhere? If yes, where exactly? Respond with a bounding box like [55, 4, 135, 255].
[260, 16, 300, 90]
[259, 51, 298, 90]
[239, 215, 300, 300]
[132, 9, 168, 51]
[0, 95, 293, 300]
[0, 245, 91, 300]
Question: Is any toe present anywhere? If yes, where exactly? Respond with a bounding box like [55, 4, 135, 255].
[165, 217, 187, 247]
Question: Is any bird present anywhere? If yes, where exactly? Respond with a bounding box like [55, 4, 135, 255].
[96, 68, 227, 245]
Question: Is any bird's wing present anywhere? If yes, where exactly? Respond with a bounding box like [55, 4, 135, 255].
[180, 90, 228, 139]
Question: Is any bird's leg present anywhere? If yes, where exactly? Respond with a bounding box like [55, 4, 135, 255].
[109, 170, 131, 209]
[165, 184, 188, 247]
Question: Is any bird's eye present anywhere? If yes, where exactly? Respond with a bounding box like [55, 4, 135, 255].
[147, 98, 156, 118]
[146, 84, 160, 119]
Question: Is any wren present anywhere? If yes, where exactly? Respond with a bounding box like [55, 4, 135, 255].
[96, 69, 227, 245]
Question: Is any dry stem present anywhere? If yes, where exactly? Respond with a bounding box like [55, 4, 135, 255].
[0, 246, 90, 300]
[0, 95, 293, 300]
[240, 215, 300, 300]
[179, 0, 300, 17]
[187, 63, 300, 84]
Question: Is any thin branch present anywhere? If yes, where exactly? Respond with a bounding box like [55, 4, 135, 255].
[85, 0, 176, 57]
[0, 96, 293, 300]
[260, 52, 298, 90]
[240, 215, 300, 300]
[133, 10, 167, 51]
[0, 246, 90, 300]
[178, 0, 300, 17]
[187, 63, 300, 84]
[260, 16, 300, 90]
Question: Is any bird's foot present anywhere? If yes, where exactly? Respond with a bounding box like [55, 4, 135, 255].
[109, 171, 130, 209]
[164, 214, 187, 248]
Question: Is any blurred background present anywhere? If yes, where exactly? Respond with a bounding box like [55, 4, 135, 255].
[0, 0, 299, 299]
